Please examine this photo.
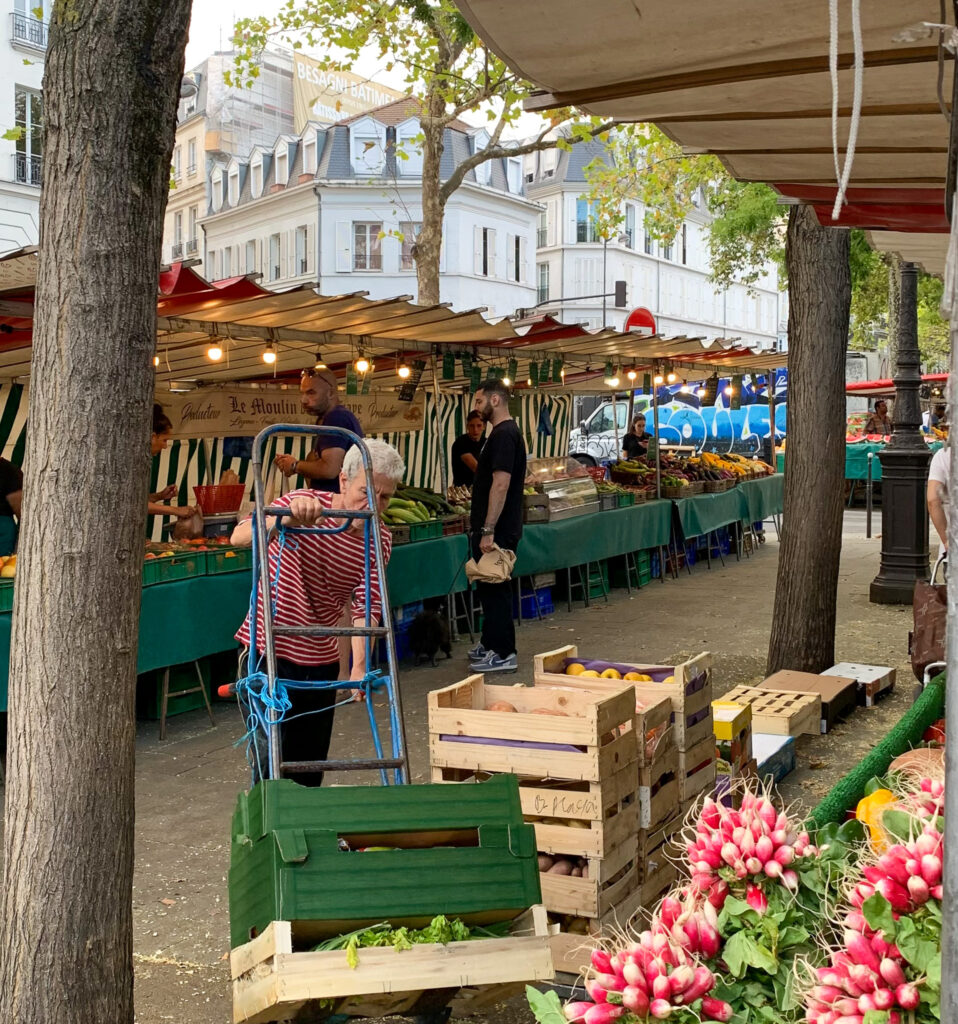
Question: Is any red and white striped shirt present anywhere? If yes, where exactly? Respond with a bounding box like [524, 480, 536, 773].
[235, 489, 392, 666]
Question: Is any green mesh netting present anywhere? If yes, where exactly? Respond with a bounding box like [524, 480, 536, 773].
[809, 674, 946, 828]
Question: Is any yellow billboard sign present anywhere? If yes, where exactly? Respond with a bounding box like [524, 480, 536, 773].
[293, 54, 404, 131]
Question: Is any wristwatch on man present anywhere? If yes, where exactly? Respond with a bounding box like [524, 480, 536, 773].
[480, 526, 495, 537]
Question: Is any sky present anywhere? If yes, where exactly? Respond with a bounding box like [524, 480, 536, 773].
[183, 0, 543, 136]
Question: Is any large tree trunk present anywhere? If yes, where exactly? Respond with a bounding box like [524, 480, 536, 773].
[0, 3, 190, 1023]
[416, 89, 447, 307]
[767, 205, 850, 674]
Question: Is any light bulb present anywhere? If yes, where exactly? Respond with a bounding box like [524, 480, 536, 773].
[502, 376, 511, 386]
[696, 388, 706, 397]
[314, 352, 326, 369]
[207, 344, 223, 361]
[560, 367, 565, 377]
[667, 372, 677, 383]
[724, 385, 733, 396]
[608, 376, 620, 388]
[153, 355, 160, 368]
[262, 343, 277, 365]
[526, 377, 532, 386]
[627, 370, 637, 381]
[654, 374, 663, 385]
[356, 356, 370, 374]
[397, 363, 411, 379]
[679, 384, 690, 394]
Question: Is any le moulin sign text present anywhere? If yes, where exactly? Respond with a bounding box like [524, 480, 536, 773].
[164, 388, 426, 439]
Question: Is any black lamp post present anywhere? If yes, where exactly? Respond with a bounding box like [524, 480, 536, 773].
[870, 262, 931, 603]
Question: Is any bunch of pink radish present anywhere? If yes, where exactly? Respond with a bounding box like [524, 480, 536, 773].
[683, 793, 818, 900]
[563, 930, 733, 1022]
[903, 776, 944, 821]
[847, 825, 943, 914]
[655, 894, 722, 959]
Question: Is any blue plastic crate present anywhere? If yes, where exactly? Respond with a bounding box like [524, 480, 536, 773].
[513, 586, 554, 618]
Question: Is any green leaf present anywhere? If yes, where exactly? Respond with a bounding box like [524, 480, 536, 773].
[927, 952, 942, 990]
[862, 893, 897, 939]
[525, 986, 566, 1024]
[345, 936, 359, 969]
[895, 916, 938, 974]
[836, 819, 866, 844]
[1, 127, 23, 142]
[881, 808, 920, 844]
[723, 931, 778, 978]
[863, 776, 888, 797]
[863, 1012, 890, 1024]
[777, 925, 810, 950]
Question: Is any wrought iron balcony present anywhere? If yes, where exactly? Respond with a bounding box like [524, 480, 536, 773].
[536, 228, 548, 248]
[171, 242, 184, 260]
[11, 12, 47, 49]
[186, 237, 198, 255]
[13, 152, 41, 187]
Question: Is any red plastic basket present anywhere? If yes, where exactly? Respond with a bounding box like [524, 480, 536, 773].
[192, 484, 247, 515]
[586, 465, 608, 484]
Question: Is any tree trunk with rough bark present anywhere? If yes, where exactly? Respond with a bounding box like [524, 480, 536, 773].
[0, 3, 189, 1022]
[416, 102, 446, 307]
[767, 205, 850, 675]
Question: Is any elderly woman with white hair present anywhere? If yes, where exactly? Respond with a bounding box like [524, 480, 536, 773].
[231, 438, 406, 786]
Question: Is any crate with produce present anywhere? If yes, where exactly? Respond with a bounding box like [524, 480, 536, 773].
[381, 483, 467, 542]
[228, 774, 554, 1023]
[427, 674, 647, 981]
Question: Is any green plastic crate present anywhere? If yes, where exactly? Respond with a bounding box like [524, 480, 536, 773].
[409, 519, 443, 542]
[206, 546, 253, 575]
[0, 579, 13, 612]
[617, 491, 635, 508]
[228, 774, 541, 948]
[136, 660, 210, 719]
[142, 550, 206, 586]
[610, 550, 652, 590]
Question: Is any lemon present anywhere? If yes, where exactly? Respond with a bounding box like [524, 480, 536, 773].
[661, 675, 675, 683]
[579, 670, 600, 678]
[601, 668, 622, 680]
[565, 663, 587, 676]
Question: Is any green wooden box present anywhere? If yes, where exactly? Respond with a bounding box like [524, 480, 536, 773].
[409, 519, 443, 542]
[205, 546, 253, 575]
[228, 774, 541, 949]
[142, 550, 206, 586]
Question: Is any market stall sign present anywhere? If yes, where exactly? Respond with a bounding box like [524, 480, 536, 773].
[161, 388, 426, 438]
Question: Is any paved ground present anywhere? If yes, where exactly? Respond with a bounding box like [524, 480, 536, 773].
[0, 513, 934, 1022]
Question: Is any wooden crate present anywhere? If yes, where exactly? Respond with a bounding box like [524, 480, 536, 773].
[428, 675, 637, 783]
[534, 646, 711, 753]
[430, 764, 639, 861]
[230, 906, 554, 1024]
[548, 887, 645, 977]
[638, 819, 680, 907]
[538, 837, 639, 920]
[678, 734, 717, 802]
[723, 686, 821, 737]
[639, 746, 679, 830]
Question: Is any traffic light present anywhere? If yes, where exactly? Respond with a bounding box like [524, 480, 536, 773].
[614, 280, 628, 307]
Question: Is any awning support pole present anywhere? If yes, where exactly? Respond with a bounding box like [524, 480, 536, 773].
[431, 351, 449, 497]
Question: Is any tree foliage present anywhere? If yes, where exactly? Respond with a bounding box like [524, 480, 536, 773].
[230, 0, 613, 304]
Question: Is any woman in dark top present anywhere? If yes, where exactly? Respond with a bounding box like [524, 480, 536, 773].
[622, 414, 653, 461]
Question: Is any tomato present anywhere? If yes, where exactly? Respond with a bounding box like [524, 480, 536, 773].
[923, 718, 946, 745]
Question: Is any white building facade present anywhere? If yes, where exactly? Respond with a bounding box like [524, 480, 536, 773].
[199, 99, 538, 319]
[0, 0, 46, 253]
[526, 141, 786, 349]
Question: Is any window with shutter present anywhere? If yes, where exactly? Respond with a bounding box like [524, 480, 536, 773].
[473, 226, 484, 275]
[518, 236, 527, 283]
[269, 234, 281, 282]
[335, 222, 352, 272]
[506, 233, 516, 281]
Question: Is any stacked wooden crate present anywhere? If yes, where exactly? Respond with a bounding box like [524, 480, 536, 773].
[428, 673, 650, 976]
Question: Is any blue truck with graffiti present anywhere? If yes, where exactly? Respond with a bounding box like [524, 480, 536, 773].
[569, 375, 787, 464]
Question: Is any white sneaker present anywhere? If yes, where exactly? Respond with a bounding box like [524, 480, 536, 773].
[469, 650, 518, 673]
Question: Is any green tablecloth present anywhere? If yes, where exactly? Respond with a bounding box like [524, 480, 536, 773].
[673, 488, 747, 539]
[387, 533, 469, 606]
[0, 573, 252, 712]
[514, 499, 673, 576]
[777, 442, 943, 481]
[738, 475, 784, 523]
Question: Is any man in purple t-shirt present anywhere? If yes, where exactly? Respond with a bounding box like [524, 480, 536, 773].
[274, 369, 364, 494]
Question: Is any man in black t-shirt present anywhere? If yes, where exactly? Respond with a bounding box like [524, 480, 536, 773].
[0, 457, 22, 556]
[450, 411, 486, 487]
[468, 379, 527, 673]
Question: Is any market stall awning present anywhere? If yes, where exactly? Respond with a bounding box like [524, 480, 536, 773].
[846, 372, 948, 398]
[454, 0, 952, 269]
[0, 252, 786, 388]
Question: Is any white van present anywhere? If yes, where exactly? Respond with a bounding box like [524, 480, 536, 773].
[569, 397, 648, 466]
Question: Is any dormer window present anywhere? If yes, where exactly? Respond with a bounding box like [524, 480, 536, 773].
[251, 156, 263, 198]
[275, 147, 289, 186]
[302, 134, 317, 175]
[542, 148, 557, 177]
[211, 168, 224, 212]
[472, 130, 491, 186]
[523, 152, 536, 183]
[227, 165, 240, 205]
[396, 118, 423, 176]
[350, 117, 386, 174]
[506, 157, 522, 194]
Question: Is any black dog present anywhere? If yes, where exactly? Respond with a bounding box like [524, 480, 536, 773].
[408, 599, 452, 667]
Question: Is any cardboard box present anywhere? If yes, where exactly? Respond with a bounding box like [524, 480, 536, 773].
[712, 701, 751, 741]
[762, 670, 857, 733]
[753, 733, 796, 784]
[821, 663, 895, 707]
